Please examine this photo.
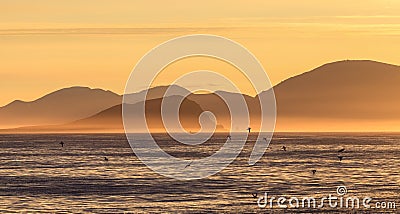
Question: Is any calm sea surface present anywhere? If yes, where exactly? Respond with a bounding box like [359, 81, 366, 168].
[0, 133, 398, 213]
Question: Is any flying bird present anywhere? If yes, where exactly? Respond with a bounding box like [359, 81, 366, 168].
[282, 146, 287, 151]
[59, 141, 64, 147]
[311, 169, 317, 175]
[338, 148, 345, 153]
[338, 156, 343, 162]
[185, 161, 193, 169]
[247, 127, 251, 133]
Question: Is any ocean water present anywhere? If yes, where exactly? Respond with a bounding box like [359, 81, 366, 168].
[0, 133, 398, 213]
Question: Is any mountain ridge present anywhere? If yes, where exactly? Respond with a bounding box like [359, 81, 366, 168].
[2, 59, 400, 132]
[0, 86, 122, 128]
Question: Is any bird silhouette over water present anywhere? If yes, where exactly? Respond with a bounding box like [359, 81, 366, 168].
[185, 161, 193, 169]
[104, 157, 109, 161]
[338, 148, 345, 153]
[252, 193, 258, 198]
[59, 141, 64, 147]
[312, 169, 317, 175]
[338, 156, 343, 162]
[247, 127, 251, 133]
[282, 146, 287, 151]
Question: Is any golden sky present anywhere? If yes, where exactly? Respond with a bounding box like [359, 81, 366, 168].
[1, 0, 400, 106]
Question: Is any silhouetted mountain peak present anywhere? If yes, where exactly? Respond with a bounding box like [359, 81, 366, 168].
[274, 60, 400, 90]
[0, 86, 122, 128]
[124, 85, 191, 104]
[2, 100, 27, 108]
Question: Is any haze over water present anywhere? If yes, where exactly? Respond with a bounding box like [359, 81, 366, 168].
[0, 133, 398, 212]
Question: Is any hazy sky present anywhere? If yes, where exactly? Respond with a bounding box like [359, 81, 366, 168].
[1, 0, 400, 106]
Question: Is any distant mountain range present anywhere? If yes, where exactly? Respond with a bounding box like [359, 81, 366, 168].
[2, 60, 400, 132]
[0, 87, 121, 129]
[272, 60, 400, 131]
